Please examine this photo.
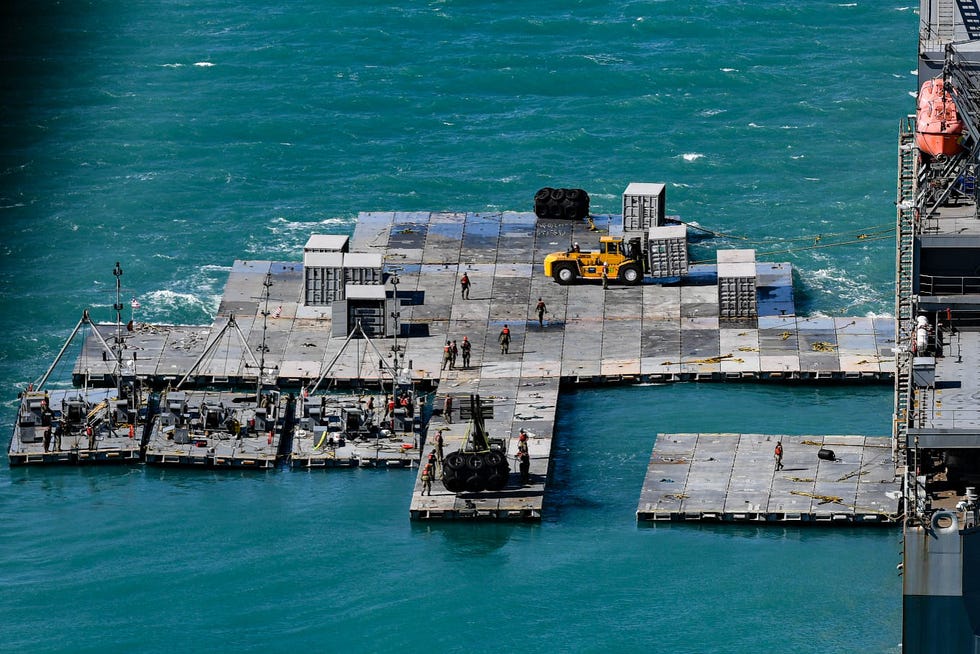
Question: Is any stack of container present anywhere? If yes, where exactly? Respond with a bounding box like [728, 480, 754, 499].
[622, 183, 666, 229]
[303, 236, 384, 307]
[622, 182, 667, 260]
[303, 234, 390, 336]
[303, 235, 350, 306]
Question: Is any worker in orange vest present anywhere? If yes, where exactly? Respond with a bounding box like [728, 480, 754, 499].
[498, 325, 511, 354]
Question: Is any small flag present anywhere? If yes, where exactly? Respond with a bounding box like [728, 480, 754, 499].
[273, 305, 282, 318]
[131, 298, 141, 309]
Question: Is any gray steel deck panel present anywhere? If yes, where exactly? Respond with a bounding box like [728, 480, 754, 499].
[637, 433, 900, 523]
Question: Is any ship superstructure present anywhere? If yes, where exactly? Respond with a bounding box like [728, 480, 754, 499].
[898, 2, 980, 650]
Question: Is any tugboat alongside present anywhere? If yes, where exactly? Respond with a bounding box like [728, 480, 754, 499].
[898, 6, 980, 650]
[8, 263, 147, 466]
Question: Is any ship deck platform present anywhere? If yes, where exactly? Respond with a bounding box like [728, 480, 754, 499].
[905, 328, 980, 446]
[636, 433, 900, 524]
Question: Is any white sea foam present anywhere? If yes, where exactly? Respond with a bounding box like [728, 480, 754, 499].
[698, 108, 725, 117]
[584, 54, 623, 66]
[808, 310, 891, 320]
[161, 63, 184, 68]
[248, 217, 357, 257]
[748, 122, 762, 128]
[720, 68, 738, 73]
[193, 62, 215, 67]
[806, 265, 888, 312]
[134, 289, 219, 322]
[681, 153, 703, 162]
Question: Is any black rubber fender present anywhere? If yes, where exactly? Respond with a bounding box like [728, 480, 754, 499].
[485, 472, 506, 491]
[464, 473, 485, 493]
[444, 451, 466, 470]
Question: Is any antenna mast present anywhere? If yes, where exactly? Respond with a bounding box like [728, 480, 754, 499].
[257, 272, 273, 402]
[112, 262, 124, 396]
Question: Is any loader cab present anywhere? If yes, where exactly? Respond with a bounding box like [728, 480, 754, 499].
[599, 236, 623, 257]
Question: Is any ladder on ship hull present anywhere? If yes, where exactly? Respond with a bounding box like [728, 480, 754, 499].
[893, 118, 918, 463]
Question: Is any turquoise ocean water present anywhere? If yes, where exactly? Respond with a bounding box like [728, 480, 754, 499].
[1, 2, 915, 652]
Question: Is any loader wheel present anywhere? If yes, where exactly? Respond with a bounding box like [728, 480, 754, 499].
[553, 263, 577, 285]
[619, 263, 642, 285]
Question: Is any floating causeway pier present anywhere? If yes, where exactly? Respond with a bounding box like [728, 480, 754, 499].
[64, 210, 900, 521]
[636, 433, 898, 524]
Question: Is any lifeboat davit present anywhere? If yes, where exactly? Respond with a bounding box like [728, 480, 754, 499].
[916, 77, 965, 157]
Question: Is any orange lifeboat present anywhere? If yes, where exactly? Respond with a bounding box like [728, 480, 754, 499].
[916, 77, 965, 157]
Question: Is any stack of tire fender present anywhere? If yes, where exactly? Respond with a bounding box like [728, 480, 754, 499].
[441, 449, 510, 493]
[534, 187, 590, 220]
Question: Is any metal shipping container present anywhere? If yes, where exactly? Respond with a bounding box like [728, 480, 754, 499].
[647, 224, 688, 278]
[331, 285, 393, 338]
[343, 252, 383, 286]
[717, 250, 757, 320]
[303, 234, 350, 254]
[304, 266, 345, 305]
[304, 250, 345, 306]
[622, 182, 666, 231]
[718, 276, 757, 319]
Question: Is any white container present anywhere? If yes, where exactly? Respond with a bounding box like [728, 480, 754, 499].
[623, 182, 666, 231]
